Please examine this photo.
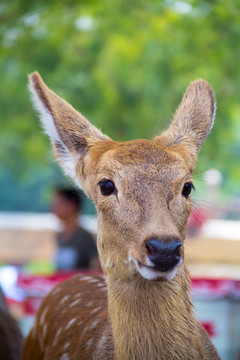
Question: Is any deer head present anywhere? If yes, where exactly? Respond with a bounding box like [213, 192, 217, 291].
[29, 73, 215, 282]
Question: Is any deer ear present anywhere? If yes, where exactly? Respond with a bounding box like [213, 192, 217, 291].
[158, 79, 216, 160]
[29, 72, 110, 181]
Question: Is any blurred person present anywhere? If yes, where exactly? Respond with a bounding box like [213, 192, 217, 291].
[51, 187, 99, 271]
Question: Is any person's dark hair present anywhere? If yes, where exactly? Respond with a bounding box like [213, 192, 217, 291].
[55, 187, 83, 209]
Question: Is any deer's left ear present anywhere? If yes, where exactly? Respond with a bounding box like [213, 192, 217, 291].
[29, 72, 110, 181]
[157, 79, 216, 162]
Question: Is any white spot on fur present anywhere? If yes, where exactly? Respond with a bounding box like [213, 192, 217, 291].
[89, 278, 99, 283]
[60, 354, 69, 360]
[90, 319, 99, 329]
[63, 342, 70, 350]
[40, 307, 48, 326]
[90, 306, 102, 314]
[74, 293, 82, 299]
[60, 295, 70, 305]
[56, 327, 62, 338]
[52, 327, 62, 347]
[65, 318, 76, 330]
[80, 276, 93, 281]
[96, 334, 106, 353]
[70, 299, 81, 307]
[43, 323, 48, 339]
[86, 338, 93, 348]
[97, 282, 104, 287]
[81, 326, 88, 337]
[52, 287, 61, 295]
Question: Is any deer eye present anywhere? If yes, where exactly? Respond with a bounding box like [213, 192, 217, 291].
[182, 182, 194, 198]
[98, 179, 115, 196]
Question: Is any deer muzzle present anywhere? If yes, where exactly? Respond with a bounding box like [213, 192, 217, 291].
[145, 238, 182, 272]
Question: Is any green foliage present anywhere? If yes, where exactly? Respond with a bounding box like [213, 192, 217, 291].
[1, 0, 240, 210]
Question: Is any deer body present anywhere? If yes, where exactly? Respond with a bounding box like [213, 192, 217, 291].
[0, 288, 23, 360]
[22, 73, 220, 360]
[23, 270, 214, 360]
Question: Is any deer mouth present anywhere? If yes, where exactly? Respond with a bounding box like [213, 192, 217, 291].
[131, 257, 182, 281]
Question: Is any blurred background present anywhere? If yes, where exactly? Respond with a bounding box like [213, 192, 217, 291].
[0, 0, 240, 359]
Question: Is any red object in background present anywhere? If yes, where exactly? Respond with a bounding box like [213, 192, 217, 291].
[187, 208, 208, 236]
[17, 272, 78, 295]
[24, 296, 42, 315]
[17, 272, 77, 315]
[17, 271, 102, 315]
[189, 208, 207, 229]
[201, 321, 216, 338]
[191, 277, 240, 298]
[6, 274, 240, 323]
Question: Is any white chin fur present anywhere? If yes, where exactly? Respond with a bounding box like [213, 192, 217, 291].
[131, 258, 179, 281]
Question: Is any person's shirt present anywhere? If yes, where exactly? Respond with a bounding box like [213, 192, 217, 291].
[54, 227, 98, 271]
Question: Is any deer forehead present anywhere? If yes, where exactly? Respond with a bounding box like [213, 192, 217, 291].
[86, 139, 190, 186]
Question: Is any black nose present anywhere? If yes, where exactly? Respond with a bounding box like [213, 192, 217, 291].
[146, 238, 182, 272]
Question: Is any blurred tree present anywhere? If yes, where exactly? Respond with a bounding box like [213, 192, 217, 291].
[0, 0, 240, 211]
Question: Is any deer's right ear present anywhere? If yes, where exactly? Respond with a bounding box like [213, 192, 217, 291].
[29, 72, 110, 182]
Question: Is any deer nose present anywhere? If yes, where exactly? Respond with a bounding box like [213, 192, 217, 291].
[146, 238, 182, 272]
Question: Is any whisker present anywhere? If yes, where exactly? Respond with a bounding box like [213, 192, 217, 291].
[191, 199, 221, 219]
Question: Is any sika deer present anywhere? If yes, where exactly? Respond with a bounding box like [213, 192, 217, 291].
[22, 73, 220, 360]
[0, 288, 23, 360]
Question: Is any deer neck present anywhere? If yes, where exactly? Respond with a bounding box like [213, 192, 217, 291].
[107, 265, 204, 360]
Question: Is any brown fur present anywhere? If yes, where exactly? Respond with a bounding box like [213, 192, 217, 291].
[22, 73, 220, 360]
[0, 288, 23, 360]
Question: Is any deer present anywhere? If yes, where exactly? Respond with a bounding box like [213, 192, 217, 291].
[0, 287, 23, 360]
[22, 72, 220, 360]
